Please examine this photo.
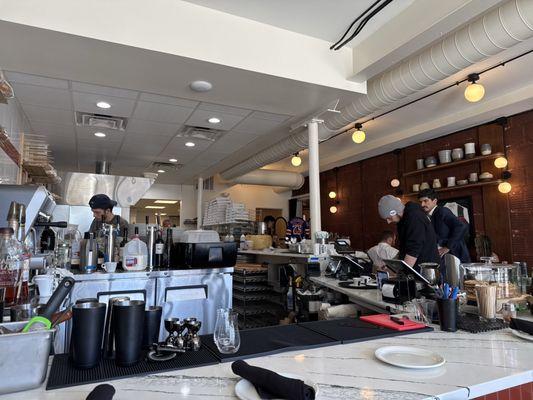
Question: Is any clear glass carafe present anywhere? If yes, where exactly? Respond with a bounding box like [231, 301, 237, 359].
[213, 308, 240, 354]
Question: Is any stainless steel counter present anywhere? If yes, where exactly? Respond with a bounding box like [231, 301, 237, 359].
[72, 267, 234, 281]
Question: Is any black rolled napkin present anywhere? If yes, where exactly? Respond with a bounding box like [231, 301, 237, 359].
[231, 360, 315, 400]
[86, 384, 116, 400]
[510, 318, 533, 335]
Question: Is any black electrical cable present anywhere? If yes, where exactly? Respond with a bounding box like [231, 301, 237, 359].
[333, 0, 394, 50]
[330, 0, 383, 50]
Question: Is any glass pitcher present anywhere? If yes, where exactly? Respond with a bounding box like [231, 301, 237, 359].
[213, 308, 240, 354]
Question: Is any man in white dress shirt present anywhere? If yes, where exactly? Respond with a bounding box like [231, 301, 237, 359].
[367, 230, 399, 272]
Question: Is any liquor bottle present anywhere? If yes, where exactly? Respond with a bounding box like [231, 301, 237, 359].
[154, 231, 164, 268]
[164, 228, 173, 269]
[0, 227, 23, 306]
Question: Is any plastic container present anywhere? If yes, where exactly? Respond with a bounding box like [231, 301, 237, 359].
[123, 237, 148, 271]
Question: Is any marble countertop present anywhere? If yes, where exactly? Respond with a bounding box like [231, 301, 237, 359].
[3, 327, 532, 400]
[238, 249, 327, 260]
[72, 267, 234, 281]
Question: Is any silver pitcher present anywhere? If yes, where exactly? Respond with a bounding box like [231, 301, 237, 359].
[79, 233, 98, 273]
[419, 263, 441, 286]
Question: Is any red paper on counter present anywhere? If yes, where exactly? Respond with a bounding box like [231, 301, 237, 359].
[360, 314, 427, 331]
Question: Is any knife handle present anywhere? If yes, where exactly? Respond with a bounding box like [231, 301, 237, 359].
[40, 277, 75, 320]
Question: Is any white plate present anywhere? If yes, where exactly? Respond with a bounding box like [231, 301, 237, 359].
[511, 329, 533, 341]
[235, 372, 319, 400]
[375, 346, 445, 369]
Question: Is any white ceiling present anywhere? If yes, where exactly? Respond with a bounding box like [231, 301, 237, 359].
[182, 0, 414, 47]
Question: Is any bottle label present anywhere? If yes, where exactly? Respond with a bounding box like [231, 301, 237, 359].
[155, 244, 164, 254]
[125, 257, 137, 267]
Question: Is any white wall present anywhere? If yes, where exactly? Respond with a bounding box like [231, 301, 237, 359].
[0, 97, 29, 184]
[142, 183, 196, 228]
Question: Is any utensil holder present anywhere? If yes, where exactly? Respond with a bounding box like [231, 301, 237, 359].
[437, 298, 458, 332]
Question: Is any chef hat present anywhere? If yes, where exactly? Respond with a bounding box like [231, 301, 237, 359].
[378, 195, 405, 220]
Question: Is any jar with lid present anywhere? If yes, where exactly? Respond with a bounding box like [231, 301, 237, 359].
[0, 227, 24, 306]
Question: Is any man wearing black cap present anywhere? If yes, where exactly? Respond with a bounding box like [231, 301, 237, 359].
[89, 194, 129, 233]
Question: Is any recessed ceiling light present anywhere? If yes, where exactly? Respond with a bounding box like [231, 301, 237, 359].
[185, 142, 195, 147]
[157, 169, 166, 173]
[96, 101, 111, 109]
[154, 200, 178, 204]
[94, 132, 106, 138]
[208, 117, 221, 124]
[169, 158, 178, 163]
[145, 205, 165, 209]
[189, 80, 213, 92]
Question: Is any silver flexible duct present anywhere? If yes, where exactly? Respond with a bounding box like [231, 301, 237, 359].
[220, 0, 533, 181]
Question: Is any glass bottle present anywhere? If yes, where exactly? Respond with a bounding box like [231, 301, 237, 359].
[154, 231, 164, 268]
[213, 308, 240, 354]
[0, 227, 23, 306]
[164, 228, 173, 269]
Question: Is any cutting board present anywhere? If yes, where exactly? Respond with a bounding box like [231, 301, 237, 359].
[360, 314, 427, 331]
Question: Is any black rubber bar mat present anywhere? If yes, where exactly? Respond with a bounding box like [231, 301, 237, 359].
[298, 318, 433, 344]
[46, 348, 219, 390]
[201, 324, 340, 362]
[338, 281, 377, 290]
[457, 313, 506, 333]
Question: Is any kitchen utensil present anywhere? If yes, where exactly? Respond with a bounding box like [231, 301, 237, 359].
[452, 148, 464, 161]
[444, 254, 462, 287]
[447, 176, 456, 187]
[425, 156, 437, 167]
[22, 277, 75, 332]
[412, 183, 420, 192]
[464, 142, 476, 158]
[142, 306, 162, 349]
[480, 143, 492, 155]
[419, 263, 441, 285]
[457, 179, 468, 186]
[113, 299, 145, 366]
[234, 372, 319, 400]
[436, 298, 458, 332]
[80, 232, 98, 273]
[71, 302, 106, 369]
[33, 274, 54, 297]
[432, 178, 442, 189]
[0, 321, 54, 394]
[415, 159, 425, 170]
[102, 296, 130, 358]
[479, 172, 493, 181]
[438, 149, 452, 164]
[469, 172, 478, 183]
[374, 346, 445, 369]
[420, 182, 430, 190]
[214, 308, 240, 354]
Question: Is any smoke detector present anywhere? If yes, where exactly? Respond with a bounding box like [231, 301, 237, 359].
[76, 112, 127, 131]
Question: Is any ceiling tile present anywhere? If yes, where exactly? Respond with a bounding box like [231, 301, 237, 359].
[70, 82, 138, 99]
[75, 126, 125, 143]
[126, 119, 180, 137]
[232, 116, 283, 135]
[184, 109, 245, 131]
[4, 71, 69, 89]
[198, 102, 252, 117]
[22, 105, 74, 125]
[139, 93, 198, 108]
[120, 140, 166, 155]
[207, 132, 257, 154]
[72, 92, 136, 117]
[132, 101, 194, 124]
[249, 111, 291, 123]
[31, 122, 76, 137]
[13, 83, 73, 110]
[124, 132, 172, 146]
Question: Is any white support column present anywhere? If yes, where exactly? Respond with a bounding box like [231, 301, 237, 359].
[197, 177, 203, 229]
[308, 119, 322, 240]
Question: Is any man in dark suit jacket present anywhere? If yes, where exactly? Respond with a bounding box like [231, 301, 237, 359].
[417, 189, 471, 263]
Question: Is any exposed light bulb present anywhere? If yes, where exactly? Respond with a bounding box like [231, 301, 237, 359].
[328, 191, 337, 199]
[494, 157, 508, 169]
[498, 182, 512, 194]
[390, 179, 400, 188]
[291, 154, 302, 167]
[352, 128, 366, 144]
[329, 205, 338, 214]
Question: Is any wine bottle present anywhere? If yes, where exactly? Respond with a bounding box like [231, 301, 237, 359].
[154, 231, 164, 268]
[164, 228, 173, 269]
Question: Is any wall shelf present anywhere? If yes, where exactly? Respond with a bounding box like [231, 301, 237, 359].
[403, 152, 504, 177]
[404, 179, 503, 197]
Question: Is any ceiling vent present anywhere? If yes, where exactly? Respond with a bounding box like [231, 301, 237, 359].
[177, 125, 224, 142]
[75, 112, 127, 131]
[150, 161, 183, 171]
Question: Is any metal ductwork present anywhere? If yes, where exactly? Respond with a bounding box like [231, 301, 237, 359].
[225, 169, 305, 189]
[220, 0, 533, 181]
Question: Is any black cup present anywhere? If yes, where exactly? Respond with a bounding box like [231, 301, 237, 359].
[70, 302, 107, 369]
[142, 306, 162, 349]
[436, 298, 458, 332]
[113, 300, 145, 366]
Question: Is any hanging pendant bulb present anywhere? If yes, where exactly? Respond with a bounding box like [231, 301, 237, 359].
[494, 157, 508, 168]
[352, 123, 366, 144]
[291, 152, 302, 167]
[498, 182, 512, 194]
[328, 191, 337, 199]
[464, 73, 485, 103]
[329, 205, 338, 214]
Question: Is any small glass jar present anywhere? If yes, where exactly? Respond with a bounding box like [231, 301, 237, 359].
[500, 303, 516, 327]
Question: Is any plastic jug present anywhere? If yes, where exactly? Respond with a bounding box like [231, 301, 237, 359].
[122, 237, 148, 271]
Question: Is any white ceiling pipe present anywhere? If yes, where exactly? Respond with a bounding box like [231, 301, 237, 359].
[227, 169, 305, 189]
[220, 0, 533, 181]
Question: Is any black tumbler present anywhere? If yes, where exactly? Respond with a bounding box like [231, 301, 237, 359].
[113, 300, 145, 366]
[142, 306, 162, 349]
[70, 302, 107, 369]
[436, 298, 458, 332]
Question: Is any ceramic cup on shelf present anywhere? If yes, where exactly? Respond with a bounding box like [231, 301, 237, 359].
[433, 178, 442, 189]
[480, 143, 492, 155]
[452, 148, 464, 161]
[412, 183, 420, 192]
[416, 159, 425, 170]
[420, 182, 430, 190]
[425, 156, 438, 168]
[438, 149, 452, 164]
[464, 142, 476, 158]
[469, 172, 478, 183]
[447, 176, 456, 187]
